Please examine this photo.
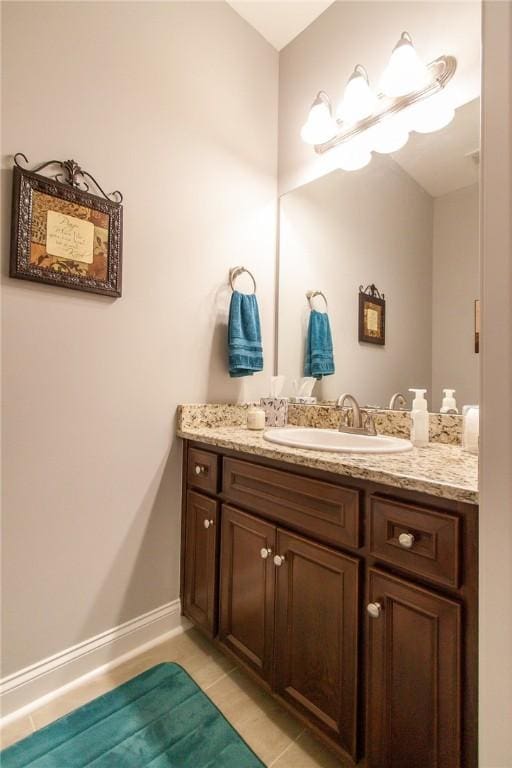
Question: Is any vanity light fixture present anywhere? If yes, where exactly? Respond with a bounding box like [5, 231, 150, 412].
[301, 31, 457, 169]
[300, 91, 337, 146]
[403, 91, 455, 134]
[333, 134, 373, 171]
[337, 65, 377, 124]
[380, 32, 430, 98]
[369, 113, 409, 154]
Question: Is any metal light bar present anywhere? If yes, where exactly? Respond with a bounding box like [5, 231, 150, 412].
[314, 55, 457, 154]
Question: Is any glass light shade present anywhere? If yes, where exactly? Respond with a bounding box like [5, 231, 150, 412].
[337, 67, 377, 124]
[381, 32, 430, 97]
[333, 136, 372, 171]
[369, 115, 410, 153]
[404, 92, 455, 134]
[300, 99, 337, 145]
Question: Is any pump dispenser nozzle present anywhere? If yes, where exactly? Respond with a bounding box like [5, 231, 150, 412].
[440, 389, 458, 414]
[409, 388, 428, 411]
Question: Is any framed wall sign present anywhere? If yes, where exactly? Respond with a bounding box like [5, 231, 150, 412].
[358, 284, 386, 345]
[10, 153, 123, 297]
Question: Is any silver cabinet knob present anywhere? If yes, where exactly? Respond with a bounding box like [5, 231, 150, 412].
[398, 532, 415, 549]
[195, 464, 205, 475]
[260, 547, 272, 559]
[273, 554, 285, 567]
[203, 519, 214, 529]
[367, 602, 382, 619]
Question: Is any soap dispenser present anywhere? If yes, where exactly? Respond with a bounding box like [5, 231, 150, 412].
[440, 389, 458, 414]
[408, 388, 429, 447]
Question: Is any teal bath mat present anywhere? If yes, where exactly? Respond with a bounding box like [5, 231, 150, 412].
[1, 663, 265, 767]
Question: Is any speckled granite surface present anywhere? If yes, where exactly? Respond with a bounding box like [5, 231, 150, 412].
[178, 403, 463, 444]
[177, 410, 478, 504]
[178, 403, 253, 430]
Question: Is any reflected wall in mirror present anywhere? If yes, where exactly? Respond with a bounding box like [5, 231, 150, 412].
[278, 98, 480, 413]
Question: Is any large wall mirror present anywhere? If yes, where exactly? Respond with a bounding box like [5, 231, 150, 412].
[277, 96, 480, 413]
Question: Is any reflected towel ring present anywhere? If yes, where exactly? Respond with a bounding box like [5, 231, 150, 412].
[306, 290, 328, 310]
[229, 266, 257, 294]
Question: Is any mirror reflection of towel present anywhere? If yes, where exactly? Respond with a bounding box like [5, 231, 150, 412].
[228, 291, 263, 377]
[304, 309, 335, 379]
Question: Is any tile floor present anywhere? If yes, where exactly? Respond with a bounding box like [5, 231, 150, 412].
[0, 628, 356, 766]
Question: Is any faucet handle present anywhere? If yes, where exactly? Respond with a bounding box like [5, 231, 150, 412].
[364, 412, 377, 435]
[343, 409, 354, 428]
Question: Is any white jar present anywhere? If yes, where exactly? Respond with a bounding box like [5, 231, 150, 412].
[462, 405, 479, 454]
[247, 407, 266, 430]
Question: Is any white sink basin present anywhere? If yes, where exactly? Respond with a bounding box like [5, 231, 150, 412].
[263, 427, 413, 454]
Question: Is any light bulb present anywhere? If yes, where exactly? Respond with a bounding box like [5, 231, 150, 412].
[404, 92, 455, 134]
[300, 93, 337, 145]
[381, 32, 431, 97]
[369, 115, 410, 153]
[333, 135, 372, 171]
[337, 65, 377, 124]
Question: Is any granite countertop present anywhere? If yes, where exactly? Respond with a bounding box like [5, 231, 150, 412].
[177, 424, 478, 505]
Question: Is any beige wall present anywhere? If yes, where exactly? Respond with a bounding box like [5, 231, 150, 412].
[1, 1, 278, 676]
[278, 158, 433, 406]
[432, 183, 479, 410]
[278, 1, 481, 195]
[480, 2, 512, 765]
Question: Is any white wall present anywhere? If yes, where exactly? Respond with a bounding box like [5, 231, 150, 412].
[479, 2, 512, 765]
[432, 183, 479, 410]
[278, 157, 433, 406]
[1, 1, 278, 676]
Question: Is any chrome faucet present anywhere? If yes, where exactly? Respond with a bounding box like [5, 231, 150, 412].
[389, 392, 408, 410]
[337, 393, 377, 435]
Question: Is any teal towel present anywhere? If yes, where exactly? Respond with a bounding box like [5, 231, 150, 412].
[228, 291, 263, 377]
[304, 309, 335, 379]
[0, 663, 265, 768]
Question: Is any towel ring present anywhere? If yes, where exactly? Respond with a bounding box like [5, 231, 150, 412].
[230, 266, 257, 294]
[306, 290, 328, 310]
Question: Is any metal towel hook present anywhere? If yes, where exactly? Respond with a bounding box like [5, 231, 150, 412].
[306, 290, 328, 310]
[229, 266, 257, 294]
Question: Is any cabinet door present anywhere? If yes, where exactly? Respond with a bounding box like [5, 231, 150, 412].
[183, 491, 218, 637]
[274, 530, 360, 760]
[219, 505, 276, 684]
[366, 568, 461, 768]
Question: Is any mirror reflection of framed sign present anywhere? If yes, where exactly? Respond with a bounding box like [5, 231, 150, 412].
[358, 284, 386, 345]
[10, 154, 123, 297]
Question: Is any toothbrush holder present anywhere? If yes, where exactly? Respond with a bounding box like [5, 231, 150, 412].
[260, 397, 289, 427]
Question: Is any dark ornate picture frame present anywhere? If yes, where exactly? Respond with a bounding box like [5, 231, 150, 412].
[10, 154, 123, 297]
[358, 284, 386, 345]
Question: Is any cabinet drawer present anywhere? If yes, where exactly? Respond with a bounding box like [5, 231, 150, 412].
[187, 448, 219, 494]
[369, 496, 460, 588]
[223, 457, 361, 549]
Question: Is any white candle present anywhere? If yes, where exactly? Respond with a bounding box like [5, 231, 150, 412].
[247, 408, 266, 430]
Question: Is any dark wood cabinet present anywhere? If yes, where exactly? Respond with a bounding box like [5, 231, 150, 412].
[274, 530, 360, 759]
[183, 490, 218, 637]
[180, 442, 477, 768]
[220, 509, 360, 758]
[366, 568, 462, 768]
[219, 505, 276, 684]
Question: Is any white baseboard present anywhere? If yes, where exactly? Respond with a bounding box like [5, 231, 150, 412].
[1, 599, 190, 725]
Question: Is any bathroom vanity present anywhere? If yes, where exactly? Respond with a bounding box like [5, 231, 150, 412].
[178, 407, 478, 768]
